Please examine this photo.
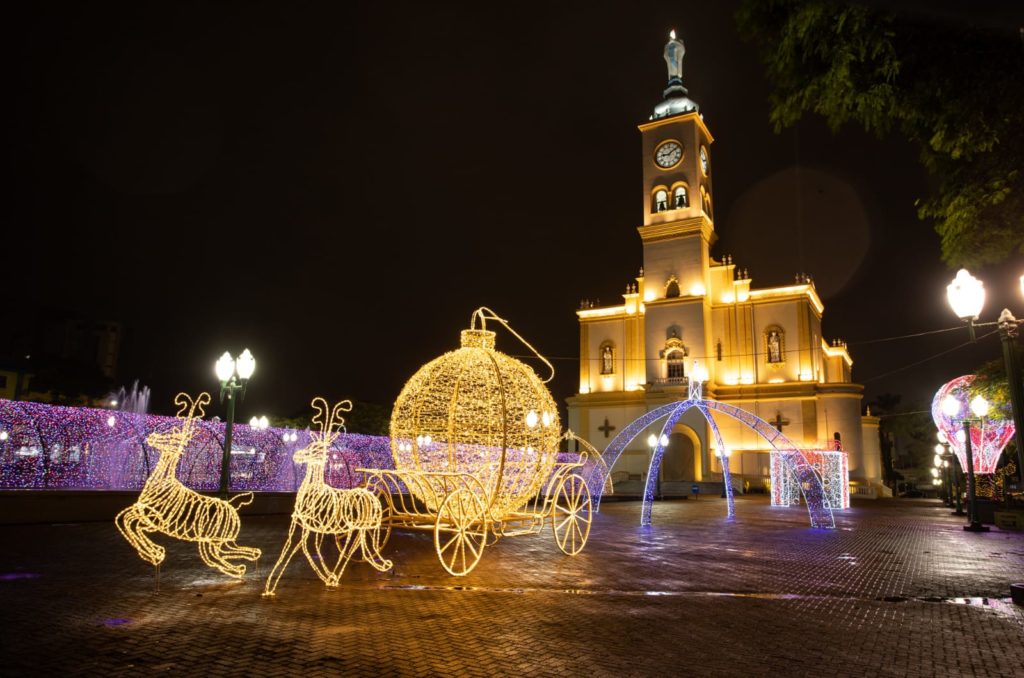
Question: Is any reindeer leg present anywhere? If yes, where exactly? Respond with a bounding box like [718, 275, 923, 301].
[301, 530, 336, 587]
[116, 506, 166, 567]
[329, 531, 356, 581]
[263, 520, 302, 597]
[198, 540, 245, 579]
[219, 540, 261, 563]
[358, 528, 393, 573]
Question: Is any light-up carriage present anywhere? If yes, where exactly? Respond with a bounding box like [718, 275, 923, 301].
[358, 310, 594, 576]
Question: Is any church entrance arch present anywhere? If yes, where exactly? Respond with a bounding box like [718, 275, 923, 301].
[660, 425, 701, 496]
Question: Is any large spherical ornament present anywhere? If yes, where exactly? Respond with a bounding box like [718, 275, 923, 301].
[391, 325, 561, 515]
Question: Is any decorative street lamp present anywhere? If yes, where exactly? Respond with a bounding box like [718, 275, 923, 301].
[932, 451, 948, 505]
[937, 431, 964, 516]
[942, 393, 990, 532]
[946, 269, 1024, 501]
[249, 415, 270, 431]
[215, 349, 256, 495]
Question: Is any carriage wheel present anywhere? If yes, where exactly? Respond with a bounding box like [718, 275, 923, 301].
[434, 488, 487, 576]
[552, 473, 592, 556]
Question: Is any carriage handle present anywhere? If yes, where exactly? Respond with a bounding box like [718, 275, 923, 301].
[470, 307, 555, 384]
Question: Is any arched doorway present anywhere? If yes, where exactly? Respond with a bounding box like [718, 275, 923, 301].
[660, 427, 699, 495]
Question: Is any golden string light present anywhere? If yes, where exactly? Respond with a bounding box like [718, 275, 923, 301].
[263, 398, 392, 596]
[115, 393, 262, 578]
[360, 308, 593, 576]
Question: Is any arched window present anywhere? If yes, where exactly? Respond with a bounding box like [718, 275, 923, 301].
[599, 342, 615, 375]
[665, 276, 680, 298]
[672, 185, 689, 209]
[666, 349, 686, 380]
[653, 189, 669, 213]
[661, 335, 687, 383]
[764, 326, 785, 364]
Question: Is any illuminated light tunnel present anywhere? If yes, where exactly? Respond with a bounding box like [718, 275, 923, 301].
[597, 399, 835, 530]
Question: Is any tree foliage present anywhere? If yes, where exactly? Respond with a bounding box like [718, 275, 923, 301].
[736, 0, 1024, 266]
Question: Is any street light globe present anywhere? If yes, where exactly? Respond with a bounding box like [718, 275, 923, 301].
[215, 352, 236, 382]
[941, 395, 961, 418]
[969, 395, 989, 418]
[659, 433, 670, 447]
[930, 467, 939, 478]
[235, 349, 256, 380]
[259, 415, 269, 430]
[937, 429, 948, 444]
[249, 416, 259, 427]
[933, 454, 942, 467]
[946, 269, 985, 321]
[647, 433, 659, 448]
[934, 443, 944, 455]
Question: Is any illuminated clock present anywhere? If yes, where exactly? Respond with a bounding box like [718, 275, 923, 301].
[654, 141, 683, 169]
[699, 146, 709, 175]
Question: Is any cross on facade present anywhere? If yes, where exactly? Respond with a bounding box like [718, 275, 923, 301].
[772, 412, 790, 433]
[597, 417, 616, 438]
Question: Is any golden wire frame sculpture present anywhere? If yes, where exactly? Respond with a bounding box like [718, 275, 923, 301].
[359, 308, 595, 576]
[115, 392, 262, 578]
[263, 398, 392, 596]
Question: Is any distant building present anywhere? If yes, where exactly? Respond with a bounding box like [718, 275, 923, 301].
[567, 33, 883, 497]
[0, 312, 121, 404]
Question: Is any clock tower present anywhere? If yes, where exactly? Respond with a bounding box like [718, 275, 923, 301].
[637, 30, 715, 309]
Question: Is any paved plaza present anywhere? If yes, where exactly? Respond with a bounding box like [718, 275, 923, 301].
[1, 496, 1022, 677]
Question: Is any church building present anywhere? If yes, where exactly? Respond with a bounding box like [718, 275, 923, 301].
[566, 32, 884, 497]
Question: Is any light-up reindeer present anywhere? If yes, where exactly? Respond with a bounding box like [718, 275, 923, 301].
[115, 392, 262, 578]
[263, 398, 392, 596]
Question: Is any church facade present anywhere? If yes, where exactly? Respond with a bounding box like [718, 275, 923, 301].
[566, 33, 884, 497]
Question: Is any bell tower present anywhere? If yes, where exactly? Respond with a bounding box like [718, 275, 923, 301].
[637, 30, 715, 304]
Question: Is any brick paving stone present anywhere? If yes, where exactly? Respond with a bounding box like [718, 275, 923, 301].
[0, 496, 1022, 676]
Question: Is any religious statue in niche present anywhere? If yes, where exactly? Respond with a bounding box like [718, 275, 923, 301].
[766, 328, 784, 364]
[600, 344, 614, 375]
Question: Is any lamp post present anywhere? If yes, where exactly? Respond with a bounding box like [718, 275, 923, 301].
[942, 393, 989, 532]
[932, 450, 948, 505]
[946, 269, 1024, 503]
[215, 349, 256, 495]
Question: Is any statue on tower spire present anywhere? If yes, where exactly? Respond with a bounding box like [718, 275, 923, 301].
[652, 29, 699, 119]
[664, 29, 685, 84]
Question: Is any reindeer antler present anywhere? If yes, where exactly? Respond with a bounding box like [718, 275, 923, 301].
[330, 400, 353, 433]
[310, 397, 331, 434]
[309, 397, 353, 445]
[174, 392, 211, 420]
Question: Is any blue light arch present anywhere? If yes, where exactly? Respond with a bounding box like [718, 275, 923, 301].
[597, 399, 835, 529]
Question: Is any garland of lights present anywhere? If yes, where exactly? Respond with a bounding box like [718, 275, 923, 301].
[931, 375, 1015, 475]
[358, 308, 593, 576]
[263, 398, 392, 596]
[0, 399, 392, 491]
[115, 393, 262, 578]
[771, 449, 849, 510]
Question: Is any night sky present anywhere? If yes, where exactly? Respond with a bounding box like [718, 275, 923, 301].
[7, 1, 1023, 421]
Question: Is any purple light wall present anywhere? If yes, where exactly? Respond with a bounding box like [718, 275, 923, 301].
[0, 399, 393, 491]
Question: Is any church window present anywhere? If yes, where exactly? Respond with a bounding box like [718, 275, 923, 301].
[599, 342, 615, 375]
[666, 349, 686, 380]
[653, 189, 669, 213]
[764, 326, 785, 364]
[672, 185, 689, 208]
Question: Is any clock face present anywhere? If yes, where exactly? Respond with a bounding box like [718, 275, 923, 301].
[655, 141, 683, 169]
[699, 146, 709, 175]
